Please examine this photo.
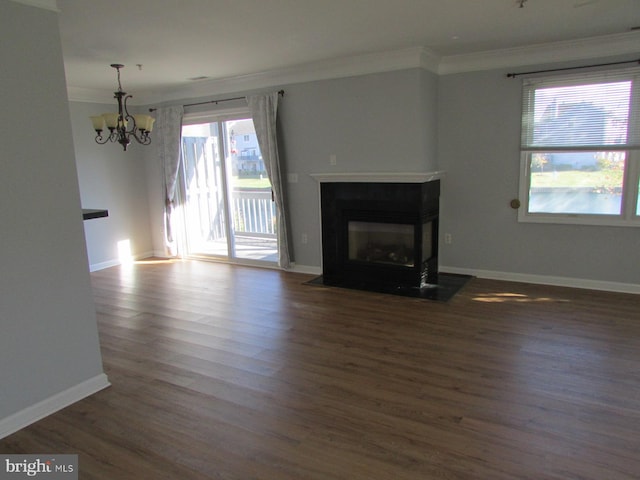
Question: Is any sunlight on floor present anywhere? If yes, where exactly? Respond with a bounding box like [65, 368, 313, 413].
[472, 292, 571, 303]
[134, 258, 183, 265]
[117, 239, 133, 265]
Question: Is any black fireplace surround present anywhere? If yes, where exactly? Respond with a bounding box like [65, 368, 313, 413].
[320, 180, 440, 292]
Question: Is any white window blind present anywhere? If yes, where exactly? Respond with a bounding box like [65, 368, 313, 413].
[520, 67, 640, 152]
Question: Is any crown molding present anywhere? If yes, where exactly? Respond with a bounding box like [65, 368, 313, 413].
[438, 30, 640, 75]
[9, 0, 59, 12]
[67, 31, 640, 105]
[69, 46, 437, 105]
[66, 86, 116, 105]
[66, 85, 159, 106]
[146, 46, 438, 105]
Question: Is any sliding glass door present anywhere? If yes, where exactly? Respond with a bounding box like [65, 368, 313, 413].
[180, 112, 277, 264]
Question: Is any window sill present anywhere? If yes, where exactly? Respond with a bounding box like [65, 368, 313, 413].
[518, 212, 640, 227]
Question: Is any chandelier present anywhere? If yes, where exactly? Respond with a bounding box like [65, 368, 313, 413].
[90, 64, 155, 151]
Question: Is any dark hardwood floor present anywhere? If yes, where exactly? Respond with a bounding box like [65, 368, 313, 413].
[2, 259, 640, 479]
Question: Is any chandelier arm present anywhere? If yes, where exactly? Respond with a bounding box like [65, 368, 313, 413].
[122, 92, 152, 145]
[129, 131, 151, 145]
[94, 132, 111, 145]
[94, 128, 118, 145]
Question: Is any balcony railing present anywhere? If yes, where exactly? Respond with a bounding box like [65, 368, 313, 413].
[184, 186, 277, 261]
[237, 154, 262, 161]
[231, 189, 276, 237]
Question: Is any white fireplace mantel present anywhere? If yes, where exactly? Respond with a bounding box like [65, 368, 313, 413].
[310, 171, 445, 183]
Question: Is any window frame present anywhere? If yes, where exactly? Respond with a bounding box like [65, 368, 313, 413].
[517, 67, 640, 227]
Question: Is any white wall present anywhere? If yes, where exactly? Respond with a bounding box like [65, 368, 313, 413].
[437, 63, 640, 289]
[69, 102, 153, 270]
[0, 1, 108, 436]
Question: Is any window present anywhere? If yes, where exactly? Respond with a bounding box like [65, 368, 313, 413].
[518, 67, 640, 226]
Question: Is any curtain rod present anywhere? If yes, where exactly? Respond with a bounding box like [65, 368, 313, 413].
[506, 59, 640, 78]
[149, 89, 284, 112]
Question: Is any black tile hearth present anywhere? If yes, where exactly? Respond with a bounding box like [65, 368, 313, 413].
[306, 272, 472, 302]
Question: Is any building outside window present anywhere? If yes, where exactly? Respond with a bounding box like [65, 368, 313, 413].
[518, 66, 640, 226]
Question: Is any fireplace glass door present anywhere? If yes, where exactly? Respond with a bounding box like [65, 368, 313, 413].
[348, 221, 415, 267]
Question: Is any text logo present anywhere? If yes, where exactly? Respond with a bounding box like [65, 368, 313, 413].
[1, 455, 77, 480]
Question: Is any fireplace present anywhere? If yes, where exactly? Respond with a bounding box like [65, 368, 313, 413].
[320, 179, 440, 292]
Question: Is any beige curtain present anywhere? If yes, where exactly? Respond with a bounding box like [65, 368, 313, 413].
[247, 92, 291, 268]
[155, 106, 184, 256]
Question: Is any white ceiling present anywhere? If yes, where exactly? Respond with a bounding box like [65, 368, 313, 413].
[52, 0, 640, 103]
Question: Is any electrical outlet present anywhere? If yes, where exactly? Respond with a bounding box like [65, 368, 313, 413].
[301, 233, 308, 244]
[329, 154, 337, 166]
[287, 173, 298, 183]
[444, 233, 452, 245]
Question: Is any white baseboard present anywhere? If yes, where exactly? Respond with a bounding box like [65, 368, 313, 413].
[89, 258, 120, 272]
[288, 265, 640, 294]
[89, 251, 155, 272]
[0, 373, 110, 439]
[91, 256, 638, 294]
[440, 265, 640, 295]
[288, 264, 322, 275]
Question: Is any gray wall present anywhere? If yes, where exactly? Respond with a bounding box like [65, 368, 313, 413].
[70, 102, 153, 269]
[80, 51, 637, 288]
[437, 67, 639, 285]
[142, 68, 439, 267]
[270, 68, 439, 267]
[0, 2, 106, 422]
